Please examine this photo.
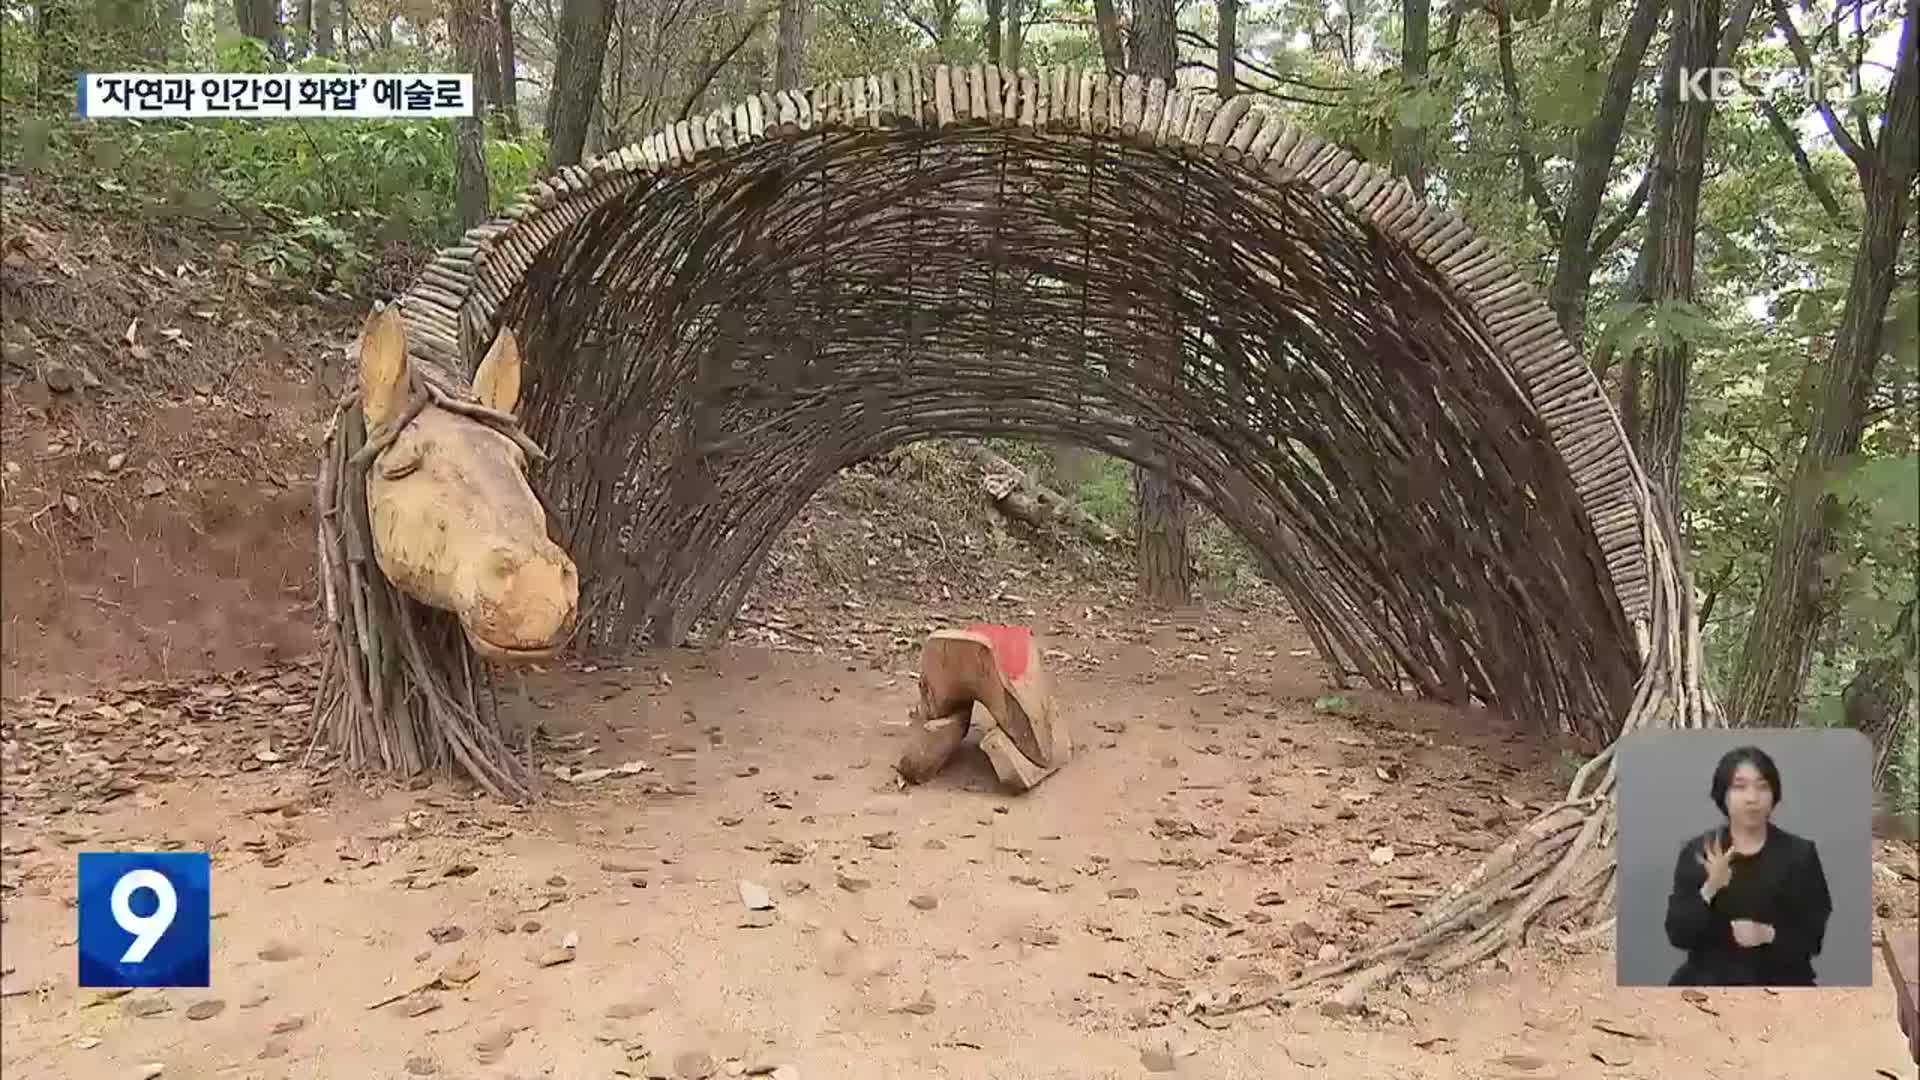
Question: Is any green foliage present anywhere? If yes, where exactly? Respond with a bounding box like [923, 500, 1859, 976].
[251, 214, 365, 282]
[1832, 455, 1920, 535]
[0, 13, 542, 292]
[1073, 455, 1133, 529]
[1592, 299, 1726, 357]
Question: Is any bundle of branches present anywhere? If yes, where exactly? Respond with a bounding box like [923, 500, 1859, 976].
[310, 359, 540, 802]
[1216, 491, 1720, 1013]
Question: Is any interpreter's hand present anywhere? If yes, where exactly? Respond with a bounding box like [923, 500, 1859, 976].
[1698, 834, 1736, 899]
[1730, 919, 1776, 948]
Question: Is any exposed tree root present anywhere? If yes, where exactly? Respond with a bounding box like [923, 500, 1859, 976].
[310, 382, 539, 802]
[1214, 493, 1717, 1015]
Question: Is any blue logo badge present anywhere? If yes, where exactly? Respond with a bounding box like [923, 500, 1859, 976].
[77, 852, 211, 988]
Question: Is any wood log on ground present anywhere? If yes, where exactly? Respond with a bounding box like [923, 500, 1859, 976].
[954, 440, 1121, 544]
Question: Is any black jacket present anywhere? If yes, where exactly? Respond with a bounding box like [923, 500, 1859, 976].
[1665, 823, 1832, 987]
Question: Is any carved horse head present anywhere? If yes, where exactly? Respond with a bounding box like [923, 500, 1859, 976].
[355, 308, 579, 662]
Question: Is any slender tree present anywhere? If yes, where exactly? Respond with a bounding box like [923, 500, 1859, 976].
[234, 0, 284, 58]
[1092, 0, 1125, 72]
[775, 0, 807, 91]
[1844, 597, 1918, 794]
[1389, 0, 1428, 192]
[449, 0, 492, 230]
[984, 0, 1003, 68]
[495, 0, 520, 134]
[1215, 0, 1237, 98]
[1546, 0, 1667, 344]
[313, 0, 335, 55]
[1729, 0, 1919, 727]
[1633, 0, 1728, 518]
[1128, 0, 1192, 608]
[546, 0, 617, 168]
[470, 4, 506, 122]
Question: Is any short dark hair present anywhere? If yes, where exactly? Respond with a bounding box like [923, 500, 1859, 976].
[1710, 745, 1782, 814]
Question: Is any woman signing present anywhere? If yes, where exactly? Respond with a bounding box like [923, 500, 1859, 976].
[1664, 745, 1834, 987]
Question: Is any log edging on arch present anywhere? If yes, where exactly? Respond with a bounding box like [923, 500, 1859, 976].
[392, 63, 1653, 633]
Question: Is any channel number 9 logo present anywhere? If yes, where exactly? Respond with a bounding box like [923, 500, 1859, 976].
[77, 852, 211, 988]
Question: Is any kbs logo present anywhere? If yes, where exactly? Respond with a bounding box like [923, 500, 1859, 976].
[1678, 65, 1851, 104]
[76, 852, 211, 988]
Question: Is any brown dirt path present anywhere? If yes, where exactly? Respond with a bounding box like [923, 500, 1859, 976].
[2, 615, 1913, 1080]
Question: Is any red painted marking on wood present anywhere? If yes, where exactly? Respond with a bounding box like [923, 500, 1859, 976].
[965, 623, 1031, 682]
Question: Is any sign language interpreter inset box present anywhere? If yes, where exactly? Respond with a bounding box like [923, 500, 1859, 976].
[1614, 727, 1872, 988]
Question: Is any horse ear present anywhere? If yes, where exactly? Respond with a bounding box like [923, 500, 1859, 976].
[358, 306, 412, 429]
[471, 326, 523, 415]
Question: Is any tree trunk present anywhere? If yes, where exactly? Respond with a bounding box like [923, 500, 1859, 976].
[235, 0, 284, 58]
[312, 0, 335, 56]
[774, 0, 806, 91]
[546, 0, 617, 169]
[1132, 0, 1175, 76]
[293, 0, 311, 58]
[1844, 597, 1918, 795]
[35, 0, 77, 103]
[1389, 0, 1428, 192]
[1004, 0, 1025, 68]
[984, 0, 1003, 71]
[1544, 0, 1667, 344]
[1215, 0, 1237, 98]
[470, 8, 505, 125]
[1092, 0, 1125, 73]
[1630, 0, 1721, 523]
[1728, 2, 1919, 728]
[1129, 0, 1191, 608]
[495, 0, 520, 134]
[449, 0, 492, 231]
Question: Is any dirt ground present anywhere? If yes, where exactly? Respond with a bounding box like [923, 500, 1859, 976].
[1, 181, 346, 697]
[4, 170, 1917, 1080]
[3, 612, 1915, 1080]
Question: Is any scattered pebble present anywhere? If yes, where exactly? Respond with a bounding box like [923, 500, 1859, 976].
[739, 880, 775, 911]
[123, 995, 172, 1018]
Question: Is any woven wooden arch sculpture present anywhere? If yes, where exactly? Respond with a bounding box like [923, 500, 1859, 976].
[319, 64, 1722, 1001]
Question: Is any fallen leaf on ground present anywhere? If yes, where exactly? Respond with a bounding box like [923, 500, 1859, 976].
[1591, 1019, 1649, 1041]
[893, 989, 936, 1015]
